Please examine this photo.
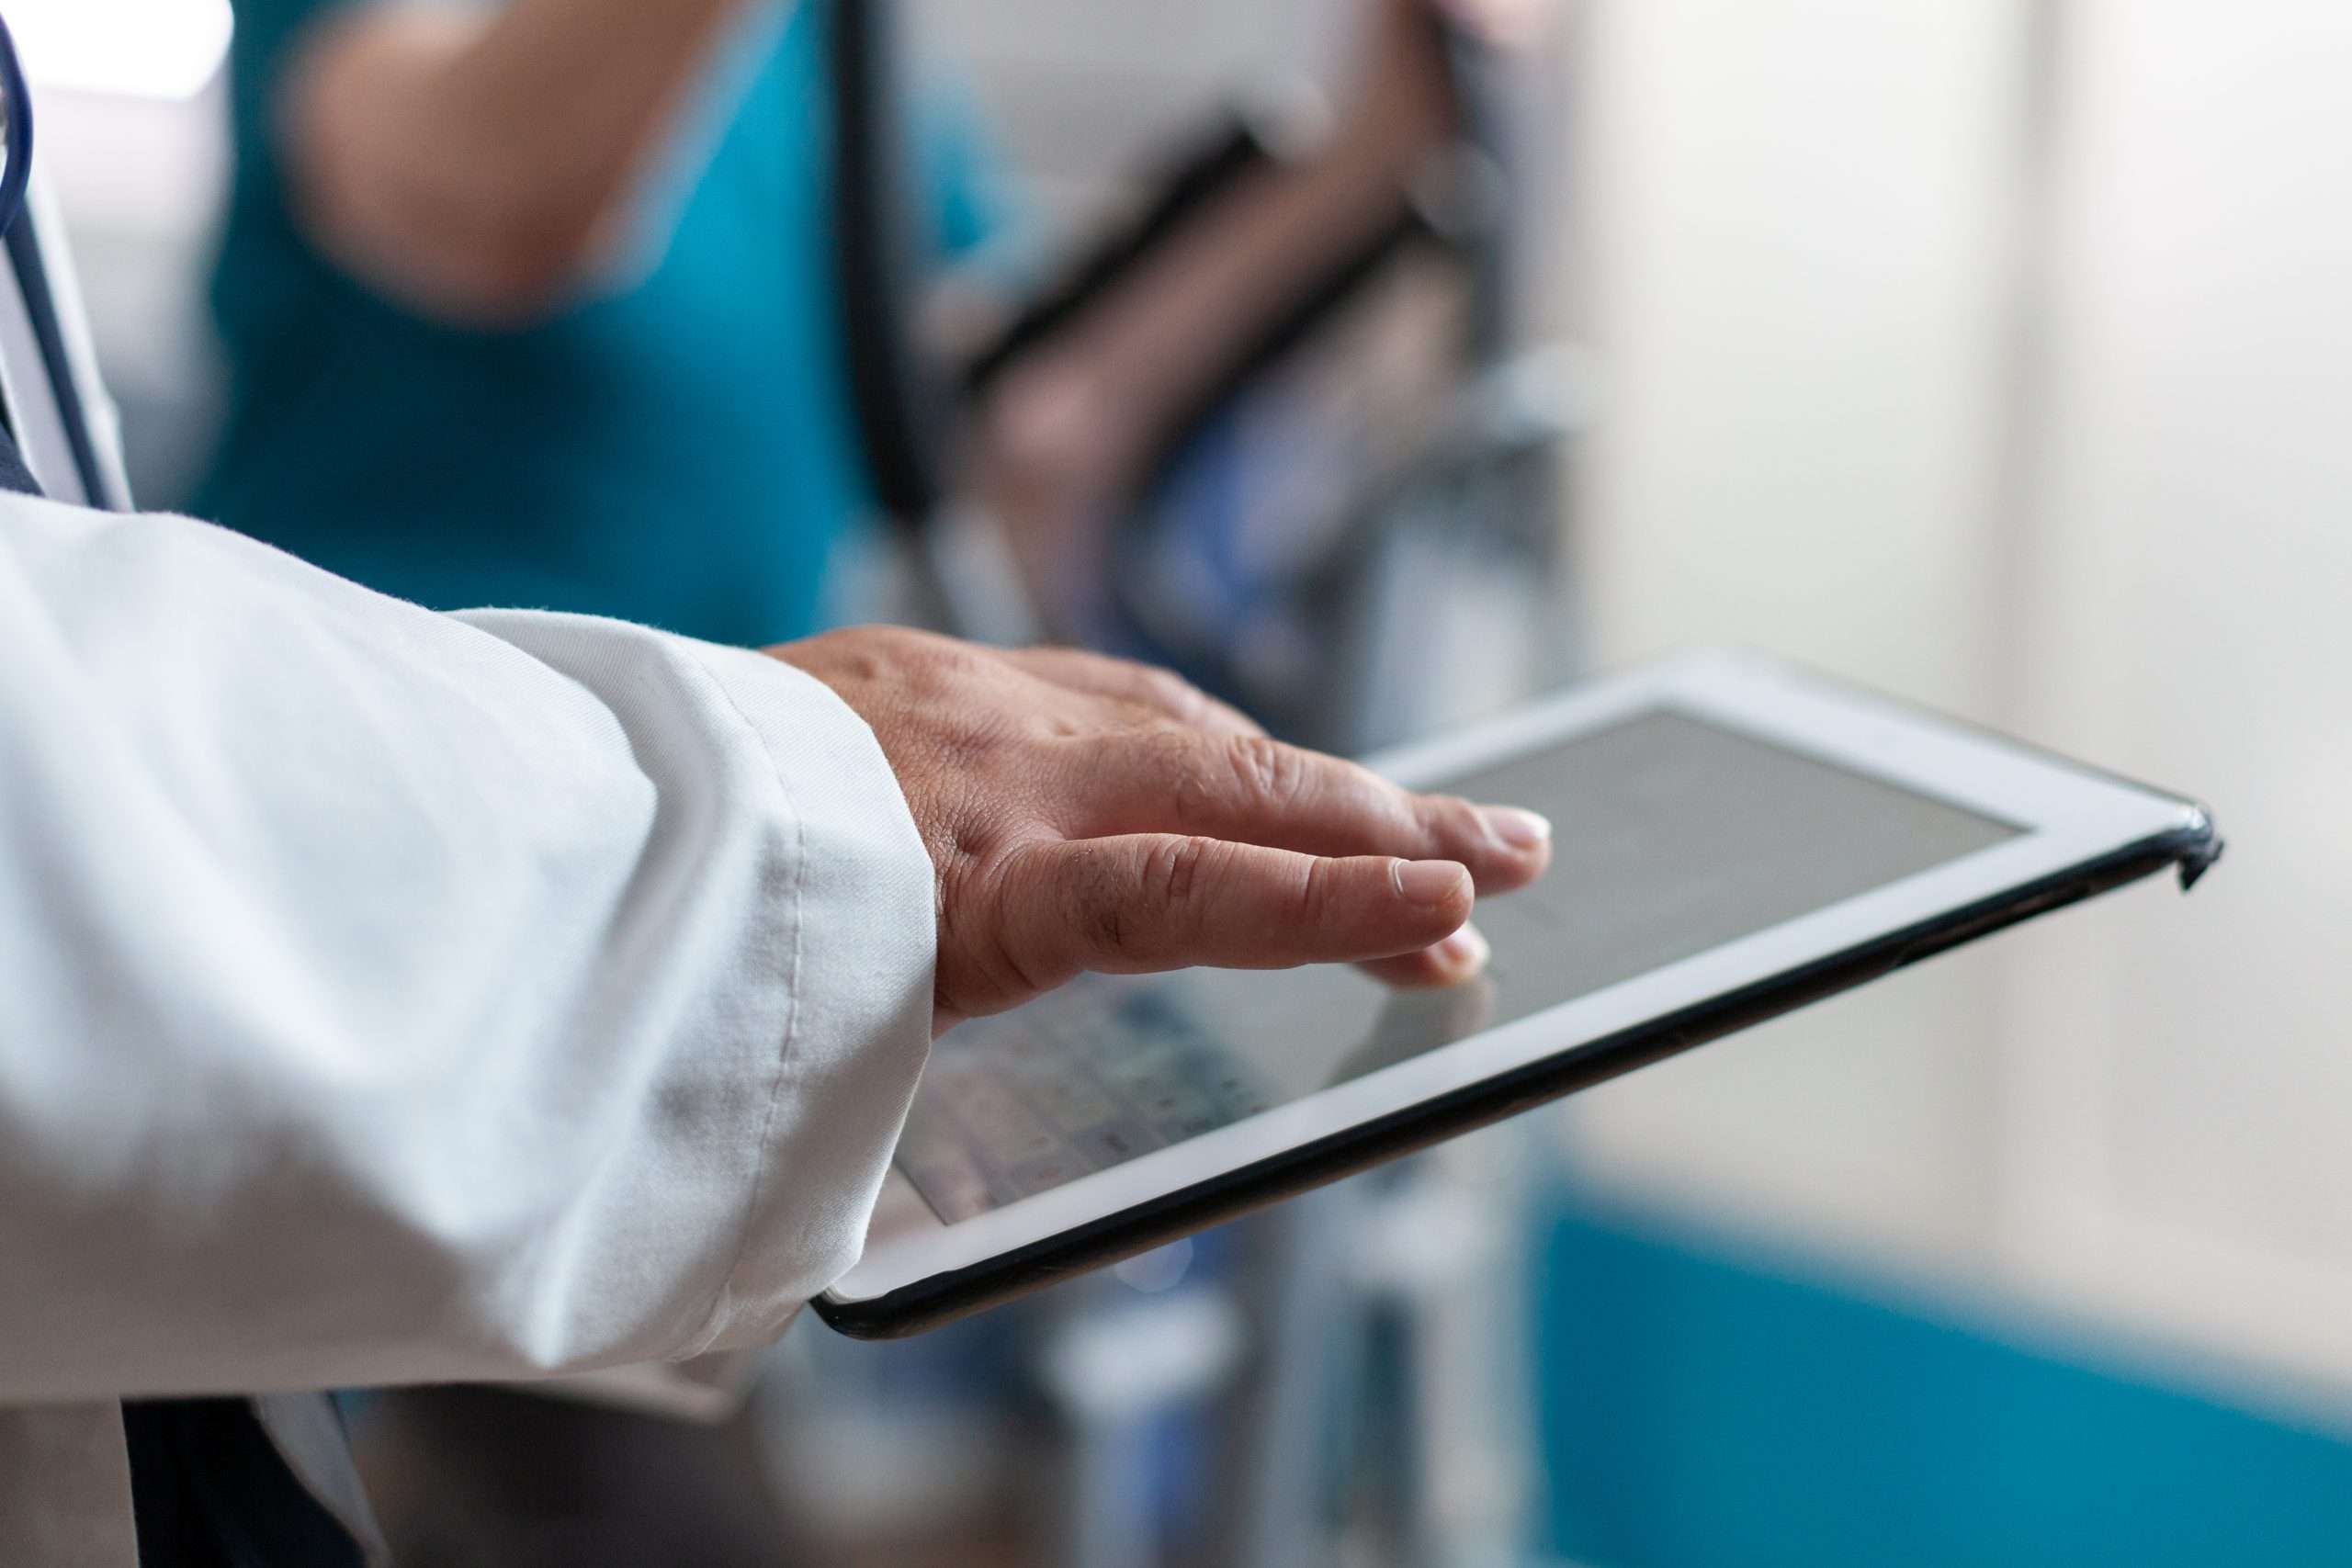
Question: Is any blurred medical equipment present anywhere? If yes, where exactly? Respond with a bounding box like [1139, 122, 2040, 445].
[831, 0, 1584, 745]
[798, 4, 1578, 1563]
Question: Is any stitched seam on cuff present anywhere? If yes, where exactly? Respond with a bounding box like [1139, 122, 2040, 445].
[673, 648, 809, 1356]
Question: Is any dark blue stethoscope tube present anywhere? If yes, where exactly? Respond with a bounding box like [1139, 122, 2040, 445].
[0, 9, 31, 237]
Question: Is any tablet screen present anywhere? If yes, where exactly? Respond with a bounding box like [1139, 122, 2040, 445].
[893, 707, 2019, 1224]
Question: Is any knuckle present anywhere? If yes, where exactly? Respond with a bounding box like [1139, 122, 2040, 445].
[926, 715, 1002, 773]
[1093, 898, 1128, 962]
[814, 626, 890, 685]
[1136, 727, 1213, 806]
[921, 649, 984, 695]
[898, 629, 983, 690]
[1293, 853, 1340, 925]
[1225, 733, 1301, 807]
[1080, 840, 1158, 963]
[1426, 792, 1484, 850]
[967, 840, 1061, 998]
[865, 623, 933, 666]
[1145, 834, 1216, 910]
[1077, 836, 1221, 967]
[1137, 666, 1204, 719]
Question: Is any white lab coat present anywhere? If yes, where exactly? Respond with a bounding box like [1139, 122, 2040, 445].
[0, 491, 937, 1562]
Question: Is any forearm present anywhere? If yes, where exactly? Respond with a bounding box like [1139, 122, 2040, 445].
[284, 0, 747, 322]
[1056, 115, 1432, 467]
[0, 495, 933, 1401]
[975, 9, 1455, 567]
[455, 0, 742, 200]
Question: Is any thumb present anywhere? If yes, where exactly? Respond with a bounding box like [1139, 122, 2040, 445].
[992, 834, 1476, 982]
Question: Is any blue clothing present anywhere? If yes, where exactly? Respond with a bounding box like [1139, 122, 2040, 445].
[198, 0, 1001, 645]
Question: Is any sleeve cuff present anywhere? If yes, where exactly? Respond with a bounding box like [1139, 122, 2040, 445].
[675, 641, 937, 1351]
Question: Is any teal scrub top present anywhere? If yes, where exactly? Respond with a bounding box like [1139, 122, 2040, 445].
[198, 0, 1001, 645]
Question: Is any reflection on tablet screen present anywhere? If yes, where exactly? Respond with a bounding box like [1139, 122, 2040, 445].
[895, 708, 2018, 1224]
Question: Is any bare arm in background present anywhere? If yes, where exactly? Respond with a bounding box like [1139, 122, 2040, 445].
[278, 0, 750, 323]
[972, 0, 1553, 625]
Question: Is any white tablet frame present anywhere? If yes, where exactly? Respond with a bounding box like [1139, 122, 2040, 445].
[828, 649, 2207, 1305]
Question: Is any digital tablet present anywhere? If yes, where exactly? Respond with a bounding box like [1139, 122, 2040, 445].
[816, 651, 2221, 1337]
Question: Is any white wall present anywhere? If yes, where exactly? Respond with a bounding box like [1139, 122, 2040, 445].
[1999, 0, 2352, 1425]
[1559, 0, 2352, 1431]
[907, 0, 1349, 224]
[1557, 0, 2030, 1283]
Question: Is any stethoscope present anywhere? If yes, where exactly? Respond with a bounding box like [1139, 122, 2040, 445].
[0, 9, 127, 510]
[0, 10, 30, 239]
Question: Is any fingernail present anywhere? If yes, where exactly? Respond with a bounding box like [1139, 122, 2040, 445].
[1396, 859, 1471, 906]
[1437, 923, 1490, 973]
[1481, 806, 1553, 852]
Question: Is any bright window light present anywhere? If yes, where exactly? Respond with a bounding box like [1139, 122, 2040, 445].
[7, 0, 234, 101]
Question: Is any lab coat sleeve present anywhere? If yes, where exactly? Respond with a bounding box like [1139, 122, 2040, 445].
[0, 493, 936, 1403]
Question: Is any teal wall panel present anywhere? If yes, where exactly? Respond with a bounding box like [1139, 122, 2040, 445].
[1534, 1198, 2352, 1567]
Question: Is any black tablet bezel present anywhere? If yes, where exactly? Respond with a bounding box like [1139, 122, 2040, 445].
[817, 812, 2217, 1339]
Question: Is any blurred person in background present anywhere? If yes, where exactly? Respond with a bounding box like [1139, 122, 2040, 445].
[197, 0, 1516, 648]
[197, 0, 1007, 643]
[960, 0, 1525, 634]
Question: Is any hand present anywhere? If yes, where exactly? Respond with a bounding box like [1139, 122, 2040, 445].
[769, 629, 1553, 1034]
